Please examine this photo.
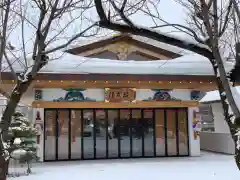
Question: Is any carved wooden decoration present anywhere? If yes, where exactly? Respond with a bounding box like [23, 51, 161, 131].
[115, 44, 130, 60]
[105, 88, 136, 102]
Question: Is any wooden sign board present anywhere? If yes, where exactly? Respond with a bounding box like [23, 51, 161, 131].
[105, 88, 136, 102]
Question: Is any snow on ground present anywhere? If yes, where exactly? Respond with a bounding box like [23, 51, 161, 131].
[9, 151, 240, 180]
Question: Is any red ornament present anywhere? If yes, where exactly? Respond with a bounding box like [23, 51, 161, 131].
[36, 111, 41, 121]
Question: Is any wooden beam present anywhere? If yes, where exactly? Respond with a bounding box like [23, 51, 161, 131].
[32, 80, 215, 89]
[32, 100, 199, 108]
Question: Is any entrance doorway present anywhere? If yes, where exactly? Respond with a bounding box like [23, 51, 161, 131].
[44, 108, 189, 161]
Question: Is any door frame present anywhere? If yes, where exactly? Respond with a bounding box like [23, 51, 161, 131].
[43, 108, 190, 161]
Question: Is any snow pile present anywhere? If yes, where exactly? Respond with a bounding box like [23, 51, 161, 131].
[37, 52, 233, 75]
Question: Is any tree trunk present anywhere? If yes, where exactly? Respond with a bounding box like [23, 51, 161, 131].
[233, 119, 240, 170]
[1, 80, 33, 140]
[0, 79, 33, 180]
[211, 55, 240, 170]
[0, 156, 8, 180]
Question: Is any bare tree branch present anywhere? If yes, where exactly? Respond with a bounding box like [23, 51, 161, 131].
[0, 0, 11, 76]
[94, 0, 213, 58]
[231, 0, 240, 23]
[0, 1, 100, 177]
[3, 51, 17, 79]
[94, 0, 240, 170]
[44, 22, 98, 54]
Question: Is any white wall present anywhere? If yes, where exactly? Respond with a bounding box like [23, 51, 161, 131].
[200, 102, 235, 154]
[188, 107, 201, 156]
[33, 108, 44, 161]
[171, 89, 191, 100]
[200, 132, 234, 154]
[211, 102, 230, 133]
[42, 88, 105, 101]
[41, 88, 192, 101]
[136, 89, 190, 100]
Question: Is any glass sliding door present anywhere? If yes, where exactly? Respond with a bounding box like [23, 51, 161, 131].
[57, 110, 69, 160]
[119, 109, 131, 158]
[44, 110, 57, 161]
[108, 110, 119, 158]
[131, 109, 142, 157]
[70, 110, 82, 160]
[95, 110, 107, 158]
[44, 107, 189, 161]
[83, 110, 94, 159]
[166, 109, 177, 156]
[155, 109, 165, 156]
[178, 109, 189, 155]
[143, 109, 154, 156]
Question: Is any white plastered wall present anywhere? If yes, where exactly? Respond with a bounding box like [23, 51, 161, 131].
[188, 107, 201, 156]
[211, 102, 230, 133]
[200, 102, 234, 154]
[33, 108, 44, 162]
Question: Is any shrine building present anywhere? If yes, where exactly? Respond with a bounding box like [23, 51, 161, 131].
[0, 33, 235, 161]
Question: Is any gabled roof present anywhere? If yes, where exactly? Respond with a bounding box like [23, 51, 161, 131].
[66, 33, 193, 58]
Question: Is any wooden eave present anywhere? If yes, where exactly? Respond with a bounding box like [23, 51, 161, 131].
[0, 72, 220, 90]
[66, 35, 181, 58]
[200, 100, 221, 104]
[1, 72, 215, 81]
[32, 101, 199, 109]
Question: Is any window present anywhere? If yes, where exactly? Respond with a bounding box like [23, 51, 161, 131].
[199, 104, 215, 132]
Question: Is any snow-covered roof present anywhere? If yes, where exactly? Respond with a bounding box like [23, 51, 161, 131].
[200, 87, 240, 104]
[67, 33, 201, 56]
[2, 51, 234, 76]
[38, 52, 233, 75]
[200, 91, 221, 103]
